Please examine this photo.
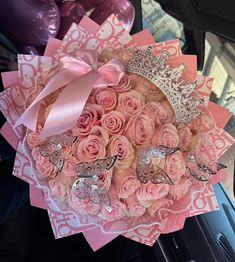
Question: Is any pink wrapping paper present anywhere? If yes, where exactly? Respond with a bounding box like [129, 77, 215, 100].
[29, 185, 47, 209]
[0, 15, 234, 250]
[83, 226, 119, 251]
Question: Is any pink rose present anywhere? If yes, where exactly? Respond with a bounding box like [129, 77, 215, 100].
[193, 135, 217, 169]
[152, 124, 179, 148]
[199, 113, 215, 132]
[87, 89, 96, 104]
[135, 76, 165, 101]
[147, 198, 173, 218]
[72, 103, 104, 137]
[97, 169, 113, 190]
[144, 102, 172, 125]
[136, 182, 169, 207]
[160, 100, 176, 123]
[114, 169, 141, 199]
[90, 125, 109, 145]
[111, 74, 133, 93]
[100, 201, 127, 222]
[178, 126, 193, 152]
[95, 88, 117, 111]
[188, 108, 215, 133]
[117, 90, 145, 119]
[31, 147, 57, 178]
[48, 173, 69, 201]
[108, 135, 134, 169]
[151, 130, 161, 147]
[99, 186, 127, 222]
[168, 177, 192, 200]
[27, 125, 43, 149]
[117, 50, 134, 66]
[62, 156, 78, 177]
[63, 173, 77, 186]
[68, 192, 100, 215]
[165, 151, 186, 184]
[98, 48, 119, 63]
[101, 111, 126, 135]
[76, 134, 106, 162]
[125, 193, 145, 217]
[125, 113, 155, 147]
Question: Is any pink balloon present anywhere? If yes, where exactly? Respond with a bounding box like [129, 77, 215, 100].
[89, 0, 135, 32]
[57, 1, 86, 39]
[0, 0, 60, 47]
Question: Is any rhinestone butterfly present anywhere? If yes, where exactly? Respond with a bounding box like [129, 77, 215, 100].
[136, 163, 174, 185]
[75, 155, 117, 177]
[136, 145, 179, 185]
[187, 155, 227, 181]
[39, 133, 77, 172]
[72, 156, 117, 211]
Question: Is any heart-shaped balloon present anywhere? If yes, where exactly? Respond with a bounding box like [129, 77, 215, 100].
[57, 1, 86, 39]
[0, 0, 60, 47]
[89, 0, 135, 32]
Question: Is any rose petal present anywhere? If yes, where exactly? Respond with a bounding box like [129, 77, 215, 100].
[108, 135, 134, 169]
[136, 182, 169, 208]
[125, 113, 155, 147]
[101, 111, 126, 136]
[76, 134, 106, 162]
[114, 169, 140, 199]
[116, 90, 145, 119]
[72, 103, 104, 137]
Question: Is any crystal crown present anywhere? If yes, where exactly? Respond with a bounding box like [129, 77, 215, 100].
[126, 47, 203, 124]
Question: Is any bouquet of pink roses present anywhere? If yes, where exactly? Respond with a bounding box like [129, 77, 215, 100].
[0, 15, 234, 250]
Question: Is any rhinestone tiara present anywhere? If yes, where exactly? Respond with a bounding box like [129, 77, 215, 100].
[126, 46, 203, 124]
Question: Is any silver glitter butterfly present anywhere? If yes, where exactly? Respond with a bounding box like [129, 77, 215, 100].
[39, 133, 77, 172]
[72, 177, 112, 211]
[75, 155, 117, 177]
[136, 163, 174, 185]
[72, 156, 117, 211]
[197, 162, 227, 175]
[138, 145, 180, 165]
[136, 145, 179, 185]
[187, 155, 227, 181]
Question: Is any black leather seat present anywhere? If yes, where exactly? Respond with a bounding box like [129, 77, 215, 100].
[0, 200, 158, 262]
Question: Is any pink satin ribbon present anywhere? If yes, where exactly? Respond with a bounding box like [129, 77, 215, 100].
[14, 50, 124, 139]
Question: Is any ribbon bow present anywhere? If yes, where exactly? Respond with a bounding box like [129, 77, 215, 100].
[15, 50, 124, 139]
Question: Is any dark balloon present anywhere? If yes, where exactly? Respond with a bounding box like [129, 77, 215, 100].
[0, 0, 60, 47]
[78, 0, 94, 11]
[57, 1, 85, 40]
[78, 0, 106, 11]
[89, 0, 135, 32]
[88, 0, 106, 5]
[17, 45, 43, 55]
